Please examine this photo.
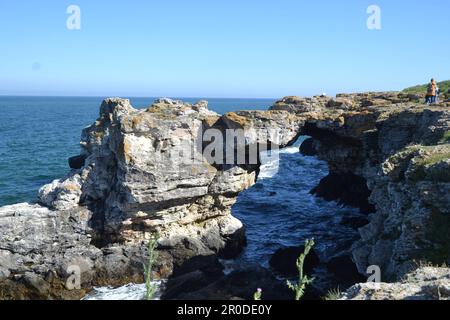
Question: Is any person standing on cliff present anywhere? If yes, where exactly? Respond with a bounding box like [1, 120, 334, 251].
[425, 79, 437, 104]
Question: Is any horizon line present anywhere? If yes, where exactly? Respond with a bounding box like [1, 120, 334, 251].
[0, 94, 281, 100]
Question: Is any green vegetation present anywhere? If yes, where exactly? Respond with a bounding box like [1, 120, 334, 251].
[409, 151, 450, 183]
[420, 152, 450, 166]
[392, 145, 450, 183]
[415, 260, 448, 269]
[440, 131, 450, 144]
[422, 208, 450, 266]
[403, 80, 450, 95]
[323, 287, 343, 301]
[144, 234, 159, 300]
[253, 288, 262, 300]
[287, 238, 315, 300]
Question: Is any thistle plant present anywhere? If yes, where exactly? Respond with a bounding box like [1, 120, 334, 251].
[287, 238, 315, 300]
[323, 287, 342, 301]
[253, 288, 262, 300]
[144, 234, 159, 300]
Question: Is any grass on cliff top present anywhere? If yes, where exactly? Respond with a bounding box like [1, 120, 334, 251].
[421, 208, 450, 266]
[398, 145, 450, 183]
[403, 80, 450, 94]
[440, 131, 450, 144]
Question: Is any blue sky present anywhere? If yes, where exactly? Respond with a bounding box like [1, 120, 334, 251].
[0, 0, 449, 98]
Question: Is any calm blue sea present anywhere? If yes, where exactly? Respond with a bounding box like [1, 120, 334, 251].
[0, 96, 275, 206]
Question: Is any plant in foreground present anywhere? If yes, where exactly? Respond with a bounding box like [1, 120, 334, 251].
[287, 238, 315, 300]
[323, 287, 342, 301]
[144, 234, 159, 300]
[253, 288, 262, 300]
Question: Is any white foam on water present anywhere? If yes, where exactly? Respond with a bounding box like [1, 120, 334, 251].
[258, 145, 299, 180]
[82, 281, 164, 301]
[279, 145, 301, 154]
[258, 154, 280, 180]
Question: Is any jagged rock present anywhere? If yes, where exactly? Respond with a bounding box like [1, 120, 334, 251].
[1, 97, 290, 299]
[162, 270, 223, 300]
[269, 246, 320, 278]
[342, 267, 450, 300]
[168, 266, 294, 300]
[311, 172, 375, 214]
[162, 255, 224, 299]
[353, 144, 450, 280]
[278, 97, 450, 281]
[0, 203, 100, 299]
[38, 175, 83, 211]
[270, 95, 330, 114]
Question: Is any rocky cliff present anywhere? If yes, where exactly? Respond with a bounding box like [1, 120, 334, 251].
[1, 93, 449, 299]
[343, 266, 450, 300]
[271, 93, 450, 281]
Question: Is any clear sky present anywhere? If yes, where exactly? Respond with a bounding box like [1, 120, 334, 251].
[1, 0, 449, 98]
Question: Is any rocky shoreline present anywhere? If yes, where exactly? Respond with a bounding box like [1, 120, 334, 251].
[1, 93, 449, 300]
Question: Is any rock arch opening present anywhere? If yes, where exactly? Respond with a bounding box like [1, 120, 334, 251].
[225, 134, 371, 294]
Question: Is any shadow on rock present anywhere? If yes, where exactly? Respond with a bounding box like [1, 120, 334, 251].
[269, 246, 320, 278]
[163, 265, 294, 300]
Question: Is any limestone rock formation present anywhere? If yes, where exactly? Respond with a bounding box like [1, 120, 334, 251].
[342, 267, 450, 300]
[0, 98, 257, 299]
[278, 94, 450, 281]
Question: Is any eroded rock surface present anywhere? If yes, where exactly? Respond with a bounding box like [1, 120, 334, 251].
[342, 267, 450, 300]
[270, 93, 450, 281]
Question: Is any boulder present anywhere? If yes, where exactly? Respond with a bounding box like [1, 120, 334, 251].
[167, 266, 296, 300]
[162, 270, 224, 300]
[299, 138, 317, 156]
[311, 172, 375, 214]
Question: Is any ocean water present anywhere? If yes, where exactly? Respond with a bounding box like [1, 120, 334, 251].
[1, 96, 362, 300]
[233, 142, 360, 267]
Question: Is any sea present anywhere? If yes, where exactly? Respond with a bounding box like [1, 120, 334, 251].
[0, 96, 362, 300]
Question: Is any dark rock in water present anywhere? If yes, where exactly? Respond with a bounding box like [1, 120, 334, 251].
[172, 255, 224, 278]
[311, 172, 376, 214]
[162, 270, 224, 300]
[68, 154, 87, 169]
[326, 255, 366, 284]
[299, 138, 317, 156]
[340, 216, 370, 229]
[269, 246, 320, 278]
[168, 266, 297, 300]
